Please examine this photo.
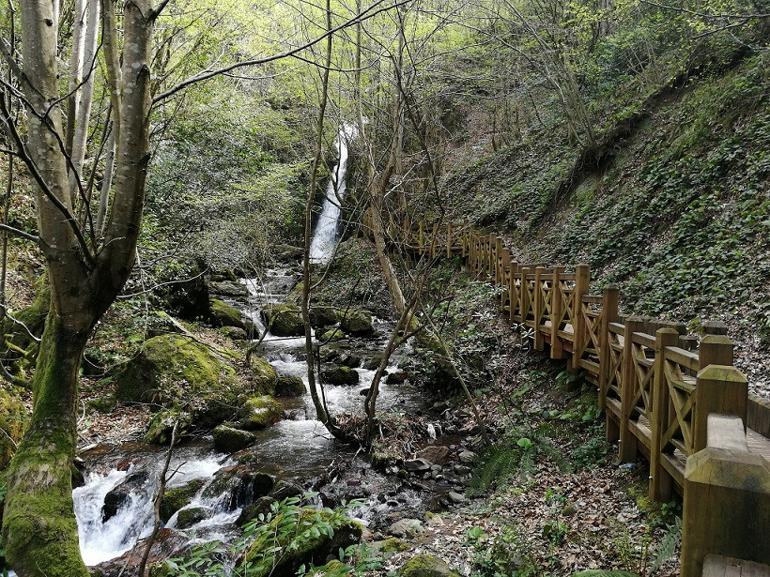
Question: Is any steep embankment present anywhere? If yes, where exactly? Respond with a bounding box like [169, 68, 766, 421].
[447, 54, 770, 397]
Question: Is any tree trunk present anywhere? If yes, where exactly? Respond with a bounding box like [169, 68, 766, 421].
[1, 313, 91, 577]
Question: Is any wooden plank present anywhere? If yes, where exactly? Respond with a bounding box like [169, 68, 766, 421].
[665, 346, 701, 372]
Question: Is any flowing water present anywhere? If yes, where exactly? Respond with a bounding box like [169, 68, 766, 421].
[309, 123, 356, 264]
[65, 127, 426, 571]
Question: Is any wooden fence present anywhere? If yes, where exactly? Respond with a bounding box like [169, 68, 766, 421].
[397, 221, 770, 576]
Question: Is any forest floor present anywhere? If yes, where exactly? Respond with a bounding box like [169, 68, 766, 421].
[371, 343, 682, 577]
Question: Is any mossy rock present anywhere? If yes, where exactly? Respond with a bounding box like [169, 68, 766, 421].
[320, 328, 346, 342]
[309, 306, 338, 329]
[213, 425, 258, 453]
[0, 387, 28, 469]
[338, 309, 374, 336]
[210, 298, 254, 334]
[143, 409, 192, 445]
[400, 554, 461, 577]
[175, 506, 211, 529]
[160, 479, 206, 523]
[238, 396, 283, 430]
[220, 326, 248, 341]
[308, 560, 351, 577]
[262, 304, 304, 337]
[321, 365, 359, 386]
[115, 335, 260, 427]
[249, 356, 278, 394]
[372, 537, 409, 556]
[236, 496, 275, 527]
[572, 569, 639, 577]
[241, 508, 362, 577]
[274, 374, 305, 398]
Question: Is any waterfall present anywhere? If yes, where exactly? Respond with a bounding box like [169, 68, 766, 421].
[309, 124, 356, 264]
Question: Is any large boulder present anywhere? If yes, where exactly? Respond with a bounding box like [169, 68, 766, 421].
[209, 280, 248, 299]
[400, 555, 461, 577]
[102, 471, 151, 522]
[274, 374, 305, 398]
[321, 365, 359, 386]
[249, 356, 278, 394]
[339, 309, 374, 336]
[175, 506, 212, 529]
[116, 335, 258, 427]
[262, 304, 304, 337]
[210, 298, 256, 335]
[0, 387, 27, 469]
[213, 425, 258, 453]
[237, 396, 283, 430]
[240, 508, 362, 577]
[309, 306, 338, 329]
[201, 466, 274, 510]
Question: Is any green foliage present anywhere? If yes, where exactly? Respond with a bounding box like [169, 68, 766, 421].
[469, 525, 542, 577]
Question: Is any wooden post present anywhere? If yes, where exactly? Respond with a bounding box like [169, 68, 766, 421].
[571, 264, 590, 370]
[649, 327, 680, 501]
[550, 266, 565, 360]
[699, 334, 734, 369]
[693, 364, 748, 452]
[598, 286, 620, 410]
[619, 316, 643, 463]
[487, 233, 495, 282]
[520, 267, 531, 327]
[495, 237, 504, 285]
[681, 415, 770, 577]
[509, 262, 519, 323]
[534, 266, 545, 351]
[500, 249, 511, 313]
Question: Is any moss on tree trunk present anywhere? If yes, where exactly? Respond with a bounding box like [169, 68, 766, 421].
[1, 314, 90, 577]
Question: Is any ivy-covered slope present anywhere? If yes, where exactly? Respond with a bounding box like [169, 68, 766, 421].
[449, 55, 770, 394]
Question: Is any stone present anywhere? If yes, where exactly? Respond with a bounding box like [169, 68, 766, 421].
[209, 280, 248, 298]
[371, 538, 409, 556]
[459, 450, 477, 464]
[309, 306, 338, 329]
[143, 409, 192, 445]
[220, 326, 248, 341]
[274, 374, 306, 398]
[210, 298, 254, 334]
[262, 303, 305, 337]
[339, 309, 375, 336]
[238, 396, 283, 430]
[338, 352, 362, 368]
[399, 554, 461, 577]
[212, 425, 257, 452]
[404, 458, 432, 473]
[272, 480, 303, 500]
[447, 491, 465, 504]
[102, 471, 150, 522]
[202, 466, 274, 511]
[388, 518, 424, 538]
[321, 365, 360, 386]
[386, 371, 409, 384]
[160, 479, 206, 523]
[249, 356, 278, 394]
[175, 506, 211, 529]
[319, 328, 346, 342]
[453, 465, 472, 476]
[363, 352, 386, 370]
[417, 446, 450, 466]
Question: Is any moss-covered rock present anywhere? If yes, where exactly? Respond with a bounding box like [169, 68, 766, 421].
[309, 306, 338, 329]
[399, 554, 461, 577]
[372, 537, 409, 556]
[320, 328, 346, 342]
[249, 356, 278, 394]
[274, 374, 305, 398]
[201, 466, 274, 509]
[212, 425, 258, 452]
[175, 506, 211, 529]
[210, 298, 254, 334]
[238, 396, 283, 430]
[321, 365, 360, 386]
[160, 479, 206, 523]
[220, 326, 248, 341]
[338, 309, 374, 336]
[262, 304, 305, 337]
[0, 387, 28, 469]
[241, 508, 362, 577]
[236, 496, 275, 527]
[115, 335, 263, 427]
[143, 409, 192, 445]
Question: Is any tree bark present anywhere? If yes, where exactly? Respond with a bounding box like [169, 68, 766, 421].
[2, 313, 91, 577]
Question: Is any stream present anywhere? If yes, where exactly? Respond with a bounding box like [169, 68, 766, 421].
[64, 125, 432, 574]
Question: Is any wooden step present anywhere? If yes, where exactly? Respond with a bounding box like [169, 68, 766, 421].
[703, 555, 770, 577]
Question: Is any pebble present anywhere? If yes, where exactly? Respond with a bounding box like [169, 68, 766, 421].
[448, 491, 465, 504]
[459, 450, 477, 464]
